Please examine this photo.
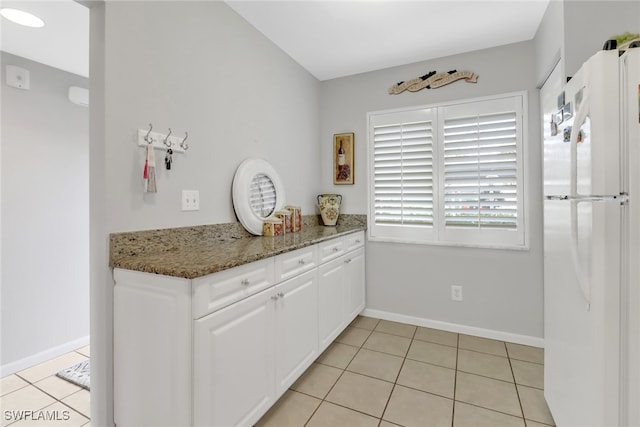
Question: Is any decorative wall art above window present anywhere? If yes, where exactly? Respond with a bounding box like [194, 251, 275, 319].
[388, 70, 478, 95]
[334, 132, 354, 185]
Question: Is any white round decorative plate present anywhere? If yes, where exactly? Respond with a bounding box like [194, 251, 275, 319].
[232, 158, 286, 235]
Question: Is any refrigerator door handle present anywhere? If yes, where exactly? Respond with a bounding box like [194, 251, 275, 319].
[570, 199, 591, 311]
[570, 91, 590, 198]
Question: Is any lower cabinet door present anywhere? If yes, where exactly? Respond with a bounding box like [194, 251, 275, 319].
[345, 247, 365, 322]
[274, 269, 319, 395]
[193, 287, 275, 427]
[318, 257, 346, 352]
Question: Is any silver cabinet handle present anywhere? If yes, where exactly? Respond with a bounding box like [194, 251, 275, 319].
[277, 292, 285, 298]
[345, 259, 352, 264]
[355, 239, 361, 243]
[298, 259, 306, 265]
[332, 247, 340, 252]
[271, 295, 279, 300]
[241, 279, 250, 286]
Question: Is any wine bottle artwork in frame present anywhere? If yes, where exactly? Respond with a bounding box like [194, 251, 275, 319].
[333, 132, 354, 185]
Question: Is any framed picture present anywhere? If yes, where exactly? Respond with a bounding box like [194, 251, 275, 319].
[333, 132, 354, 185]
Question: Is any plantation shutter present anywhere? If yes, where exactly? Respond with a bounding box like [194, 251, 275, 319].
[442, 106, 518, 230]
[372, 111, 434, 227]
[368, 94, 525, 248]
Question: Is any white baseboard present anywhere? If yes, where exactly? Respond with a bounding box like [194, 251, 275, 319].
[1, 335, 90, 377]
[361, 308, 544, 348]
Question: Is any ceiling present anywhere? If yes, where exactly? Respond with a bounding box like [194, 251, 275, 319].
[0, 0, 550, 81]
[226, 0, 550, 81]
[0, 0, 89, 77]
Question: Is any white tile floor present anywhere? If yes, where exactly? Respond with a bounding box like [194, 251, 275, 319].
[257, 316, 555, 427]
[0, 317, 555, 427]
[0, 346, 90, 427]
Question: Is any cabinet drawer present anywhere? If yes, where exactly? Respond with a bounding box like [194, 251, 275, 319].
[192, 258, 275, 319]
[343, 231, 365, 252]
[318, 238, 345, 263]
[275, 245, 318, 282]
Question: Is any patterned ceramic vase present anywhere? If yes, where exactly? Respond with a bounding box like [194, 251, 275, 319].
[317, 194, 342, 226]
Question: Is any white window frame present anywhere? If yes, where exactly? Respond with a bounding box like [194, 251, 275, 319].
[367, 91, 529, 250]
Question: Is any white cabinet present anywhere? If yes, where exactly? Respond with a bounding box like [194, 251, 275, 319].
[192, 257, 275, 319]
[114, 231, 364, 427]
[193, 287, 275, 427]
[193, 268, 319, 427]
[318, 237, 345, 263]
[345, 247, 365, 322]
[318, 257, 347, 351]
[274, 269, 318, 394]
[274, 245, 317, 282]
[113, 270, 192, 427]
[318, 232, 365, 352]
[194, 270, 320, 427]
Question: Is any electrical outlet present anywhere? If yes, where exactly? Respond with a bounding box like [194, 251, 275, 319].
[181, 190, 200, 211]
[451, 285, 463, 301]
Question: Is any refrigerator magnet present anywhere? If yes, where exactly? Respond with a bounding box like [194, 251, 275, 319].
[550, 114, 558, 136]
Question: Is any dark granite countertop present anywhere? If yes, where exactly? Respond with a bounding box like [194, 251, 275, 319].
[110, 215, 366, 279]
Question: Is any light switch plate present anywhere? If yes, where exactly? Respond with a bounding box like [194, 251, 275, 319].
[182, 190, 200, 211]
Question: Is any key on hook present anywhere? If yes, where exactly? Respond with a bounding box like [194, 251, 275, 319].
[165, 148, 173, 170]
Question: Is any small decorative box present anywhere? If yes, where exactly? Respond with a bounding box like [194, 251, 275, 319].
[285, 205, 302, 232]
[262, 218, 284, 236]
[275, 210, 292, 233]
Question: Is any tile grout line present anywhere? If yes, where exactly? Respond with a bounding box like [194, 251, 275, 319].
[376, 323, 418, 425]
[506, 343, 527, 422]
[301, 323, 376, 426]
[451, 332, 460, 427]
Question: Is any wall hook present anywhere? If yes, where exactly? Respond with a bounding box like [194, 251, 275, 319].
[180, 132, 189, 151]
[163, 128, 173, 147]
[144, 123, 153, 144]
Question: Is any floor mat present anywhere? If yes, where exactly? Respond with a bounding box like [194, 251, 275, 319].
[56, 359, 90, 390]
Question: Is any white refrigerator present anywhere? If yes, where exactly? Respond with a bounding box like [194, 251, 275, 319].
[542, 47, 640, 427]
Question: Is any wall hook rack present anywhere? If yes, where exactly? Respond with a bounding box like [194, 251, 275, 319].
[137, 125, 188, 153]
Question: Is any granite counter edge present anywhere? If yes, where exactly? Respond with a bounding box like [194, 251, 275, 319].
[110, 215, 367, 279]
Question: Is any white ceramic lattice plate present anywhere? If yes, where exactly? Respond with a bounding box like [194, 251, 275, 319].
[232, 158, 286, 235]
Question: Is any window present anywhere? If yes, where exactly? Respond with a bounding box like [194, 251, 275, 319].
[368, 93, 527, 248]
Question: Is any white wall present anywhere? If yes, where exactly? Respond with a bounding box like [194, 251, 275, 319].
[320, 41, 544, 341]
[102, 2, 321, 233]
[562, 1, 640, 80]
[534, 0, 563, 86]
[535, 0, 640, 85]
[1, 52, 90, 374]
[90, 1, 322, 424]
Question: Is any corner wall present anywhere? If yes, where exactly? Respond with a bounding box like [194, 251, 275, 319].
[320, 41, 544, 342]
[1, 53, 90, 374]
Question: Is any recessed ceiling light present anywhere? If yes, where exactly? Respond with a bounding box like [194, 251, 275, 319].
[0, 8, 45, 28]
